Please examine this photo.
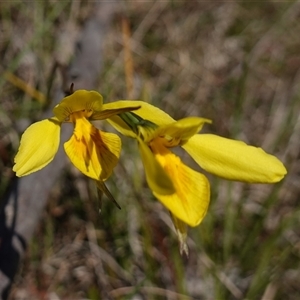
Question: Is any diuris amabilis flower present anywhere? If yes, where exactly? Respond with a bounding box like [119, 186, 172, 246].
[13, 90, 140, 186]
[102, 100, 287, 255]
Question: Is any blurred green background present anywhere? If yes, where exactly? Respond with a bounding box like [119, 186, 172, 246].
[1, 1, 299, 299]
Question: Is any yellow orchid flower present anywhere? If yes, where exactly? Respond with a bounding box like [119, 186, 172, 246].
[103, 100, 287, 254]
[13, 90, 140, 182]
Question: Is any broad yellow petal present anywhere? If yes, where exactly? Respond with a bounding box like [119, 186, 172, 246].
[183, 134, 287, 183]
[138, 138, 175, 195]
[151, 140, 210, 227]
[13, 118, 61, 176]
[53, 90, 103, 122]
[64, 117, 121, 181]
[105, 100, 175, 137]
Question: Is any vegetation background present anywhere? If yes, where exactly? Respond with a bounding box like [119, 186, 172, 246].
[0, 1, 299, 299]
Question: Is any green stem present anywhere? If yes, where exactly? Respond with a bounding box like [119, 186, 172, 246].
[118, 112, 140, 134]
[118, 111, 158, 136]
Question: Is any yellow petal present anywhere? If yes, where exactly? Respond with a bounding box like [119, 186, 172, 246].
[183, 134, 287, 183]
[64, 117, 121, 180]
[104, 100, 175, 137]
[53, 90, 103, 122]
[138, 138, 175, 195]
[151, 140, 210, 227]
[157, 117, 212, 146]
[13, 118, 61, 176]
